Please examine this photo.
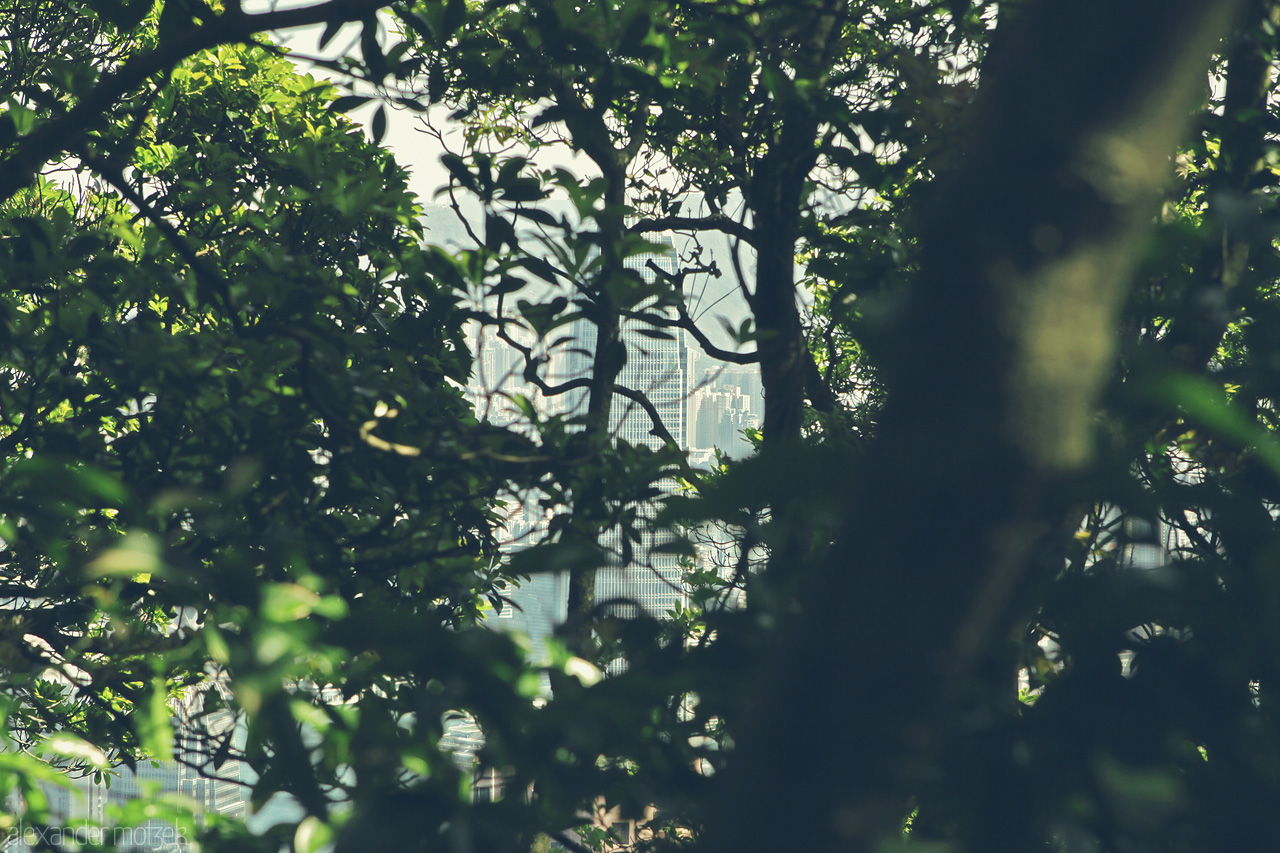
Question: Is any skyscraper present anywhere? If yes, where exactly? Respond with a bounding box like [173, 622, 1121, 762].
[613, 236, 687, 450]
[593, 235, 689, 618]
[23, 683, 246, 853]
[465, 212, 752, 628]
[507, 234, 690, 618]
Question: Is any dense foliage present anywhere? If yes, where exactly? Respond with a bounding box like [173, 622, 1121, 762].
[5, 0, 1280, 851]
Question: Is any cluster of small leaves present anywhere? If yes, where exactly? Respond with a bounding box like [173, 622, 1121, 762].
[0, 29, 572, 852]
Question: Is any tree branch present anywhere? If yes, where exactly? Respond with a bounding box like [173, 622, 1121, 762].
[642, 260, 759, 365]
[0, 0, 394, 204]
[708, 1, 1247, 850]
[611, 384, 681, 450]
[627, 215, 756, 246]
[86, 154, 242, 329]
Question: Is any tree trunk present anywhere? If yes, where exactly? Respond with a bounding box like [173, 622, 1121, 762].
[706, 2, 1244, 850]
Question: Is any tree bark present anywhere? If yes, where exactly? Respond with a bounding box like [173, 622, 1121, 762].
[706, 1, 1244, 850]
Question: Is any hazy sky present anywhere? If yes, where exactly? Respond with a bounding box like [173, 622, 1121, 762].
[270, 15, 593, 209]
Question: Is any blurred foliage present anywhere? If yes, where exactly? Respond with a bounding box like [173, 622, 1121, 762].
[3, 0, 1280, 852]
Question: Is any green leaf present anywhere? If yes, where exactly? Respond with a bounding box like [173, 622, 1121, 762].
[139, 671, 173, 761]
[760, 63, 797, 104]
[332, 95, 373, 113]
[9, 457, 129, 506]
[442, 0, 466, 35]
[5, 101, 37, 136]
[203, 624, 231, 664]
[85, 531, 163, 578]
[506, 540, 605, 575]
[362, 18, 387, 78]
[40, 733, 108, 769]
[1135, 371, 1280, 478]
[261, 583, 323, 622]
[318, 18, 346, 50]
[632, 326, 675, 341]
[92, 0, 155, 30]
[295, 816, 334, 853]
[440, 152, 476, 190]
[517, 255, 562, 283]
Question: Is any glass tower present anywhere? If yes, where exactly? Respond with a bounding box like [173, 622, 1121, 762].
[594, 236, 688, 618]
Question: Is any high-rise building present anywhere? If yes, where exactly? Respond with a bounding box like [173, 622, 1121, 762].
[462, 210, 755, 628]
[689, 387, 760, 459]
[613, 236, 687, 450]
[593, 236, 689, 618]
[493, 497, 567, 657]
[685, 357, 764, 466]
[18, 683, 246, 853]
[502, 235, 690, 619]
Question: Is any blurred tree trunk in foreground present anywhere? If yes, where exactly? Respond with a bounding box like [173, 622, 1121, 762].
[708, 2, 1245, 851]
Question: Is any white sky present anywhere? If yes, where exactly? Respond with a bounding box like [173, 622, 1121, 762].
[270, 16, 593, 211]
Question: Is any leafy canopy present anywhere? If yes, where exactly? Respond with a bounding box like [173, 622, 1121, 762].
[7, 2, 1280, 853]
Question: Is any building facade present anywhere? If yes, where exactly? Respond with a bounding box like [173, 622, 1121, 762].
[595, 236, 688, 618]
